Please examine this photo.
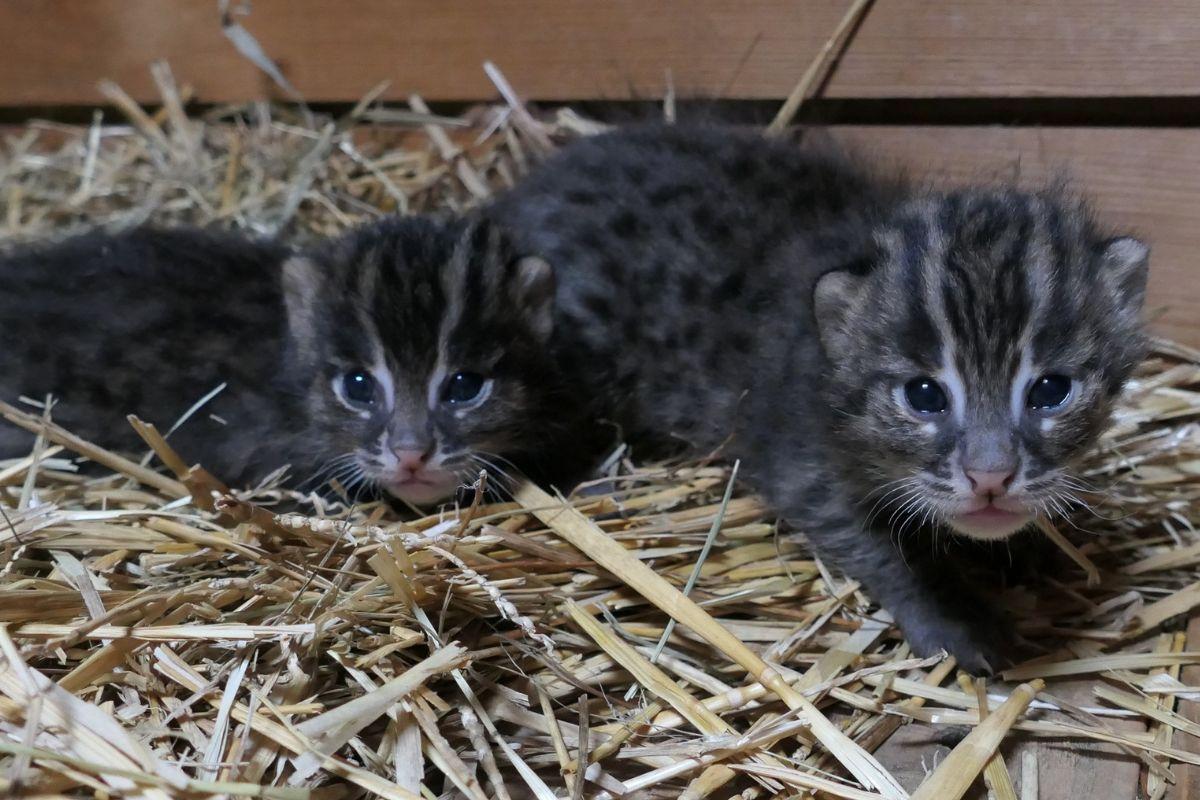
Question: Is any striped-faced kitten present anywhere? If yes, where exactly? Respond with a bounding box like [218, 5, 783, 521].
[760, 188, 1148, 670]
[481, 125, 1148, 671]
[0, 219, 559, 506]
[283, 216, 576, 504]
[808, 191, 1148, 542]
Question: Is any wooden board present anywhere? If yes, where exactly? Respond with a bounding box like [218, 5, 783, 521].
[829, 126, 1200, 347]
[874, 679, 1144, 798]
[1168, 615, 1200, 799]
[4, 1, 1200, 106]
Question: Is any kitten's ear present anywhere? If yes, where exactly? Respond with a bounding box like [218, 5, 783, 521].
[280, 255, 324, 354]
[1099, 236, 1150, 313]
[463, 217, 557, 339]
[509, 255, 556, 340]
[813, 269, 864, 358]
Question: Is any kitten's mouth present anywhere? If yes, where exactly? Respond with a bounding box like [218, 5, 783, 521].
[383, 469, 460, 505]
[949, 499, 1032, 541]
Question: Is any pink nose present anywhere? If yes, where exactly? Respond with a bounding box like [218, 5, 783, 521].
[966, 470, 1014, 496]
[394, 449, 429, 472]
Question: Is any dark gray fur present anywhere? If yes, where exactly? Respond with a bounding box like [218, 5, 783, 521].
[480, 124, 1149, 671]
[0, 227, 304, 481]
[482, 124, 903, 459]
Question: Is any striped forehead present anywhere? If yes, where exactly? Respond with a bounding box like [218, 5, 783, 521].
[368, 263, 443, 377]
[333, 228, 452, 389]
[1026, 202, 1107, 368]
[437, 219, 520, 360]
[446, 221, 513, 321]
[897, 193, 1050, 399]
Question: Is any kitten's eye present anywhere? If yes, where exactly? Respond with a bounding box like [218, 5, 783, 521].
[904, 377, 949, 414]
[1027, 374, 1072, 410]
[442, 371, 486, 404]
[341, 370, 377, 405]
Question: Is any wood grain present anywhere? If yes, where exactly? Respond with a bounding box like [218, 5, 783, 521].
[873, 679, 1145, 800]
[4, 1, 1200, 106]
[1168, 615, 1200, 799]
[828, 126, 1200, 347]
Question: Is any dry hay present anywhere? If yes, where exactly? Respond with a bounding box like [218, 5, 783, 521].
[0, 68, 1199, 799]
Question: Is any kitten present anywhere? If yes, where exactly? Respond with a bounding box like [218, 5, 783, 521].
[0, 219, 563, 506]
[754, 188, 1147, 670]
[0, 227, 299, 480]
[282, 216, 584, 504]
[480, 124, 1148, 670]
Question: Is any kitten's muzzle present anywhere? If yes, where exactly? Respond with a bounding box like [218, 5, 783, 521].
[389, 446, 450, 490]
[951, 504, 1032, 540]
[380, 442, 459, 505]
[386, 429, 435, 476]
[950, 462, 1030, 540]
[951, 476, 1031, 540]
[383, 464, 460, 505]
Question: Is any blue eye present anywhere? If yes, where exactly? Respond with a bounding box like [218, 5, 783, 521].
[1027, 374, 1072, 410]
[904, 377, 949, 414]
[442, 372, 486, 404]
[341, 370, 377, 404]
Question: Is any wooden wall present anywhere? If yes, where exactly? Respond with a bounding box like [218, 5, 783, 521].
[1, 1, 1197, 345]
[6, 0, 1200, 103]
[832, 127, 1200, 347]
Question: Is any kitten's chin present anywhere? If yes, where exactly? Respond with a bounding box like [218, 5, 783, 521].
[947, 506, 1033, 541]
[383, 472, 460, 506]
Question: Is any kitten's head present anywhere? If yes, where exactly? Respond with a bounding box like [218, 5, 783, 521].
[282, 216, 555, 505]
[814, 187, 1149, 540]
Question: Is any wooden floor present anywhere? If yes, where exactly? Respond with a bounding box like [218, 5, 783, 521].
[875, 677, 1144, 798]
[1172, 618, 1200, 800]
[872, 620, 1200, 798]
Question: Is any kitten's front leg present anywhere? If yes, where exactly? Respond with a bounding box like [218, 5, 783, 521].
[806, 516, 1008, 674]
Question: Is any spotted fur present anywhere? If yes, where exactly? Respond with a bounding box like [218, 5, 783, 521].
[0, 227, 302, 481]
[484, 123, 902, 459]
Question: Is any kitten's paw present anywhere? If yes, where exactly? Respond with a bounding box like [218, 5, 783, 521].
[897, 611, 1010, 676]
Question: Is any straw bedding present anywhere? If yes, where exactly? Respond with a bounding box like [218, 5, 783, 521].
[0, 71, 1198, 799]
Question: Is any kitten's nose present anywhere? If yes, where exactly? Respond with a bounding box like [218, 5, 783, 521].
[393, 449, 430, 472]
[966, 470, 1014, 497]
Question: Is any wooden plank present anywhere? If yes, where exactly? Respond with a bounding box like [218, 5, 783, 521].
[3, 1, 1200, 106]
[874, 679, 1143, 798]
[1167, 615, 1200, 799]
[829, 126, 1200, 347]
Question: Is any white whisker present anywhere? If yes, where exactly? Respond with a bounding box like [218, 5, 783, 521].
[299, 452, 358, 490]
[887, 491, 926, 531]
[862, 479, 920, 528]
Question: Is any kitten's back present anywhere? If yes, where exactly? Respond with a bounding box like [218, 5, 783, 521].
[0, 227, 296, 475]
[486, 124, 901, 454]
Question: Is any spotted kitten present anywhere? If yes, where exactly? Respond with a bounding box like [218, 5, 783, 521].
[482, 125, 1148, 670]
[0, 227, 299, 480]
[0, 219, 568, 506]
